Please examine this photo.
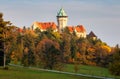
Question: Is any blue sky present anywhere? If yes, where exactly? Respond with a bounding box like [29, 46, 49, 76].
[0, 0, 120, 46]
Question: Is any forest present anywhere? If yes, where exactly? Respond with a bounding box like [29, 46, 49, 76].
[0, 13, 120, 76]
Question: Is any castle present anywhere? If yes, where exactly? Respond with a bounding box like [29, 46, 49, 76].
[31, 8, 87, 38]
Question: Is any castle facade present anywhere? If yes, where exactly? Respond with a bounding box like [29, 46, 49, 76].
[31, 8, 86, 38]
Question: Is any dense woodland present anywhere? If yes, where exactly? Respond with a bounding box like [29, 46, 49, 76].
[0, 13, 120, 76]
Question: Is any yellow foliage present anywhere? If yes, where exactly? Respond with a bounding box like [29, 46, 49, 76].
[52, 32, 61, 39]
[101, 45, 111, 53]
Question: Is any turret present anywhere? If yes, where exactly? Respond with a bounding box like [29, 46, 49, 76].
[57, 8, 68, 32]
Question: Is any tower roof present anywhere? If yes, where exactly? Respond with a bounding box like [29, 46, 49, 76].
[57, 8, 67, 17]
[88, 31, 97, 37]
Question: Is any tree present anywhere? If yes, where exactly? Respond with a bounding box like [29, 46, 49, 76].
[0, 13, 15, 67]
[70, 35, 78, 59]
[60, 33, 71, 63]
[94, 40, 111, 67]
[22, 30, 36, 66]
[77, 38, 89, 64]
[0, 13, 4, 66]
[109, 45, 120, 76]
[36, 38, 63, 70]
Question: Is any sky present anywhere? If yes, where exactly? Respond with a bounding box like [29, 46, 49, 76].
[0, 0, 120, 46]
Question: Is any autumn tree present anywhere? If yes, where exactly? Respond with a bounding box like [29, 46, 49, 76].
[16, 31, 24, 62]
[94, 40, 111, 67]
[22, 30, 36, 66]
[63, 27, 78, 60]
[70, 36, 78, 59]
[60, 33, 71, 63]
[0, 13, 16, 67]
[9, 27, 21, 64]
[76, 38, 88, 64]
[36, 38, 63, 70]
[109, 45, 120, 76]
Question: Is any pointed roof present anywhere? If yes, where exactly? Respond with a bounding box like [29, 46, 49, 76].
[57, 8, 67, 17]
[88, 31, 97, 37]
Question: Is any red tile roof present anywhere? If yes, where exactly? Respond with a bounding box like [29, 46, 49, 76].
[67, 25, 86, 33]
[67, 26, 74, 32]
[35, 22, 57, 30]
[18, 28, 23, 33]
[75, 25, 86, 32]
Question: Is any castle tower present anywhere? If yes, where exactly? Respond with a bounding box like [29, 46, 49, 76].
[57, 8, 68, 32]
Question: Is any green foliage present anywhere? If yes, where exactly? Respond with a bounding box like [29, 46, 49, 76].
[109, 45, 120, 76]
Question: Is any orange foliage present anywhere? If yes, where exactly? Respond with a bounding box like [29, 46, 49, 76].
[101, 45, 111, 53]
[87, 47, 95, 53]
[76, 52, 81, 58]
